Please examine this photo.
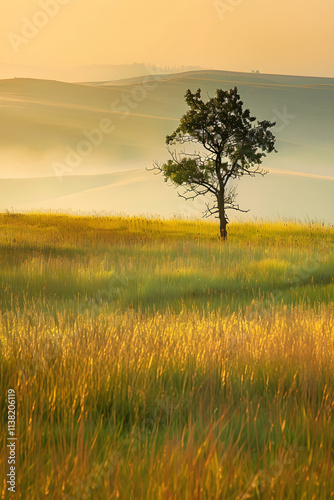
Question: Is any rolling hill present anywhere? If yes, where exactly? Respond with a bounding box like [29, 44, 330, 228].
[0, 70, 333, 221]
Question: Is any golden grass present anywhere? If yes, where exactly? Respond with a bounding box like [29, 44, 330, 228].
[1, 306, 334, 499]
[0, 213, 333, 499]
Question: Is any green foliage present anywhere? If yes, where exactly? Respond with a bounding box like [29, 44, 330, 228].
[162, 157, 216, 187]
[164, 87, 276, 181]
[167, 88, 276, 156]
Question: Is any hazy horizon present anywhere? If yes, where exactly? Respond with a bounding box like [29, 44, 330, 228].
[2, 63, 334, 83]
[1, 0, 333, 78]
[0, 62, 206, 83]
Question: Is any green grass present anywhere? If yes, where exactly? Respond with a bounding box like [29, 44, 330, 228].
[0, 213, 333, 499]
[0, 213, 333, 314]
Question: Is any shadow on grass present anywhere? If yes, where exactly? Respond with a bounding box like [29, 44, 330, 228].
[0, 242, 88, 264]
[122, 272, 334, 314]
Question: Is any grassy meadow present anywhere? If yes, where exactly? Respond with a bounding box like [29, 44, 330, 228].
[1, 213, 334, 499]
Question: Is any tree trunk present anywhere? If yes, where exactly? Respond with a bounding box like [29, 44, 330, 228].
[216, 157, 227, 239]
[218, 192, 228, 240]
[220, 215, 228, 240]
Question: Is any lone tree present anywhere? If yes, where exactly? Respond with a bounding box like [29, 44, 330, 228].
[152, 87, 277, 239]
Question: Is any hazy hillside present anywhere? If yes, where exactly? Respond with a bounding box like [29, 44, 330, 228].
[0, 70, 333, 220]
[0, 169, 332, 222]
[0, 63, 204, 83]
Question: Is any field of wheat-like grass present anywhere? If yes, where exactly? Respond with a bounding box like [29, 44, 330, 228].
[1, 213, 333, 499]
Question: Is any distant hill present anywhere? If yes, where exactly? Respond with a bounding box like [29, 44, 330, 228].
[0, 63, 204, 83]
[0, 70, 333, 221]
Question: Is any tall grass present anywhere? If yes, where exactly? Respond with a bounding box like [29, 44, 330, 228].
[0, 213, 333, 499]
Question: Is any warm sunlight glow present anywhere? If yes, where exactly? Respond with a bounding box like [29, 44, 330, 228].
[1, 0, 333, 77]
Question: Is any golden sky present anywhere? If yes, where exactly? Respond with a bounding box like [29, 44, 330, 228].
[1, 0, 334, 76]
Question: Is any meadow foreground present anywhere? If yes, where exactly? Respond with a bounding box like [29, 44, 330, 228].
[1, 213, 333, 499]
